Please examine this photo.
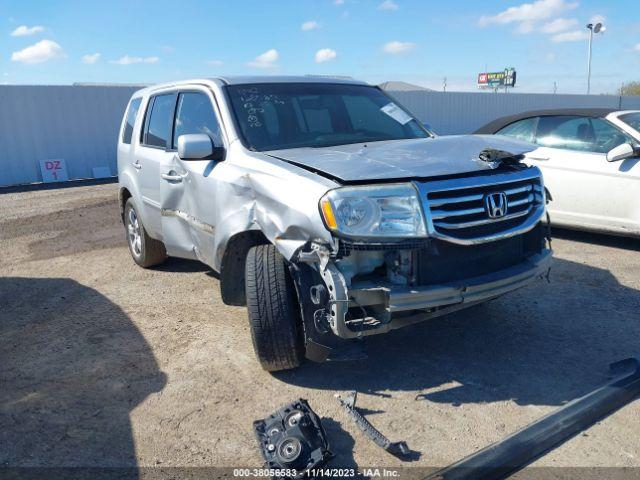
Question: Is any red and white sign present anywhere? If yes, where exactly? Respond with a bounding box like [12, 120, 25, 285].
[39, 159, 69, 183]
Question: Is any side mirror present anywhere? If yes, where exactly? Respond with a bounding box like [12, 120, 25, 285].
[177, 134, 225, 161]
[606, 143, 638, 163]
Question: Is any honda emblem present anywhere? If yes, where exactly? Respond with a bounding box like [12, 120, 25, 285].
[484, 192, 509, 219]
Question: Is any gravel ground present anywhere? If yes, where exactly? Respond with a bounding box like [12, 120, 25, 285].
[1, 183, 639, 477]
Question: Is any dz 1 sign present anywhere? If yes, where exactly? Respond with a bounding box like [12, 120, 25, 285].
[39, 159, 69, 183]
[478, 68, 517, 89]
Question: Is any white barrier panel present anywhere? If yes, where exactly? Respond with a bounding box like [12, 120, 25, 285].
[1, 84, 639, 187]
[387, 90, 640, 136]
[0, 85, 138, 187]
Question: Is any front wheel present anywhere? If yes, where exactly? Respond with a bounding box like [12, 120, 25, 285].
[245, 244, 304, 371]
[124, 198, 167, 268]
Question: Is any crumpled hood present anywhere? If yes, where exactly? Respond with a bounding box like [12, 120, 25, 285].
[265, 135, 537, 182]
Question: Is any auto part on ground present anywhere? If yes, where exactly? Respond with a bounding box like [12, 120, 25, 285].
[337, 391, 420, 461]
[254, 399, 332, 477]
[426, 357, 640, 480]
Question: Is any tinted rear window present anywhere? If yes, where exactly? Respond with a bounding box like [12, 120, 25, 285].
[122, 98, 141, 144]
[144, 94, 176, 148]
[496, 117, 537, 143]
[619, 112, 640, 132]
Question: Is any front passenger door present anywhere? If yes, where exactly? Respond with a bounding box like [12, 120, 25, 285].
[159, 90, 225, 264]
[528, 116, 638, 232]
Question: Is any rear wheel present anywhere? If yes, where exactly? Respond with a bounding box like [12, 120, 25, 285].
[245, 244, 304, 371]
[124, 198, 167, 268]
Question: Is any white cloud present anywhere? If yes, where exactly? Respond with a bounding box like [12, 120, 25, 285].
[301, 20, 319, 31]
[479, 0, 579, 37]
[247, 49, 279, 69]
[82, 53, 101, 64]
[479, 0, 577, 26]
[551, 16, 605, 42]
[10, 25, 44, 37]
[11, 39, 65, 64]
[378, 0, 399, 11]
[551, 30, 589, 42]
[111, 55, 159, 65]
[634, 43, 640, 52]
[334, 0, 344, 5]
[206, 60, 224, 66]
[315, 48, 337, 63]
[514, 21, 536, 34]
[539, 17, 578, 34]
[382, 40, 416, 54]
[161, 45, 175, 53]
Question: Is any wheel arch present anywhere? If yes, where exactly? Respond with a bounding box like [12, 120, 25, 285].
[219, 230, 270, 306]
[118, 187, 132, 223]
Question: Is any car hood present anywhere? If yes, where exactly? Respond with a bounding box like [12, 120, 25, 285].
[264, 135, 537, 182]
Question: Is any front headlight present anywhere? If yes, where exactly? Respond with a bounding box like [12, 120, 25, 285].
[320, 183, 427, 238]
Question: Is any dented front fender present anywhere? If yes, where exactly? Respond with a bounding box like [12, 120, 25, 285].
[209, 146, 339, 272]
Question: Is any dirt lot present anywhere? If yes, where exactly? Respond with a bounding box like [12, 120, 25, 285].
[1, 183, 639, 475]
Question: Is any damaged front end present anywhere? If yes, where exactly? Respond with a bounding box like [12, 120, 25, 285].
[291, 167, 552, 362]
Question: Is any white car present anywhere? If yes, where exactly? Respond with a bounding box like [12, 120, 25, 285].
[477, 109, 640, 238]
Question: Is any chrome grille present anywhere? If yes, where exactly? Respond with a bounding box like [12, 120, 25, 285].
[415, 168, 545, 245]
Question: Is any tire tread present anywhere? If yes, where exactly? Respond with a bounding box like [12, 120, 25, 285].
[245, 244, 303, 371]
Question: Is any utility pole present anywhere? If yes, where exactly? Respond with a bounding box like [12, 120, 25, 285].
[586, 22, 605, 95]
[587, 25, 593, 94]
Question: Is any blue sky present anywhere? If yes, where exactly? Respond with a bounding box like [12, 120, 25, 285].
[1, 0, 639, 94]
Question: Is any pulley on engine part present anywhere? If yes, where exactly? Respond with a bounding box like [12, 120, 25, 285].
[254, 399, 332, 477]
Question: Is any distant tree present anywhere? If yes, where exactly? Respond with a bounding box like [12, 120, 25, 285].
[619, 81, 640, 96]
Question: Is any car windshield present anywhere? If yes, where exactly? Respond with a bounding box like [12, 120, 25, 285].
[225, 83, 431, 151]
[619, 112, 640, 133]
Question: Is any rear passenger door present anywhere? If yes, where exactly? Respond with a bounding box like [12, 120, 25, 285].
[159, 89, 225, 264]
[136, 93, 178, 238]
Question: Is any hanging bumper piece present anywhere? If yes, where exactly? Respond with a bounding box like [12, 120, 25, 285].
[337, 391, 420, 461]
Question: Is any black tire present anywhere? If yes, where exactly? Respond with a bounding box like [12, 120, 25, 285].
[245, 244, 304, 371]
[124, 198, 167, 268]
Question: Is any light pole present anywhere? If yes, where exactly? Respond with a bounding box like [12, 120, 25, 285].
[586, 22, 605, 95]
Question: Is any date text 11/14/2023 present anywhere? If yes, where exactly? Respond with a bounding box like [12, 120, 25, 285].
[232, 468, 400, 477]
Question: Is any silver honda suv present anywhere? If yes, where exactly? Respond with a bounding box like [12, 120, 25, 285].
[117, 76, 551, 371]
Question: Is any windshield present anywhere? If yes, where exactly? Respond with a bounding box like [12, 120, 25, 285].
[619, 112, 640, 133]
[225, 83, 431, 151]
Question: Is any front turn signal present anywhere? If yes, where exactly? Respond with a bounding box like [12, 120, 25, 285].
[320, 198, 337, 230]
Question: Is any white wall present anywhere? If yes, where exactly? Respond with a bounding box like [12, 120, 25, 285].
[0, 85, 138, 187]
[388, 90, 640, 135]
[1, 85, 639, 187]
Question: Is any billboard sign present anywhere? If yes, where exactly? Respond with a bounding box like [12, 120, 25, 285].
[478, 68, 517, 89]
